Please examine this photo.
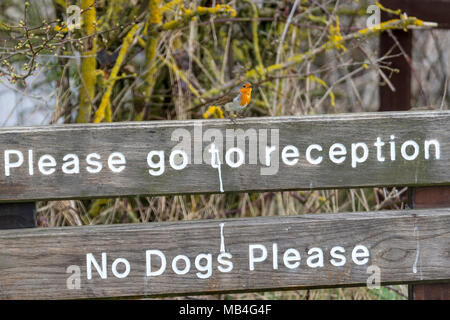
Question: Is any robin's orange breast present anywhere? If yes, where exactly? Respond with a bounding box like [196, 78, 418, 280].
[239, 88, 252, 106]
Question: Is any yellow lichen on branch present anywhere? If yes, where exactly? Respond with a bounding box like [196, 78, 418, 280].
[160, 0, 184, 13]
[243, 0, 264, 70]
[0, 22, 11, 31]
[328, 16, 346, 52]
[200, 16, 431, 101]
[76, 0, 97, 123]
[158, 5, 237, 32]
[203, 106, 224, 119]
[93, 24, 140, 123]
[375, 1, 402, 16]
[248, 17, 426, 82]
[142, 2, 237, 107]
[148, 0, 163, 25]
[142, 0, 163, 105]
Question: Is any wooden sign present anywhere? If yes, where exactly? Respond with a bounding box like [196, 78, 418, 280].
[0, 208, 449, 299]
[0, 111, 448, 202]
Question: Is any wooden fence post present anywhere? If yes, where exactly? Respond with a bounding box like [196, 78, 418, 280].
[379, 29, 412, 111]
[408, 188, 450, 299]
[0, 203, 36, 230]
[379, 1, 450, 299]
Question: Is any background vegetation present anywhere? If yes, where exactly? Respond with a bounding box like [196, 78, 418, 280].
[1, 0, 448, 299]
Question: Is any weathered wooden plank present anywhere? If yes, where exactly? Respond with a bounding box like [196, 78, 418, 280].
[0, 208, 448, 299]
[0, 111, 449, 202]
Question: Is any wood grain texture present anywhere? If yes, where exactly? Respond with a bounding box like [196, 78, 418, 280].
[0, 111, 449, 202]
[0, 208, 449, 299]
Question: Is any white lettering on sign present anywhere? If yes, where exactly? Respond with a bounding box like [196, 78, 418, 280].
[172, 255, 191, 275]
[146, 250, 166, 276]
[62, 154, 80, 174]
[86, 252, 107, 280]
[28, 150, 34, 175]
[147, 150, 165, 176]
[169, 149, 188, 170]
[38, 154, 57, 175]
[307, 247, 324, 268]
[352, 245, 370, 265]
[4, 150, 23, 176]
[111, 258, 131, 278]
[85, 253, 132, 280]
[72, 223, 372, 288]
[249, 244, 268, 271]
[401, 140, 420, 161]
[248, 243, 369, 271]
[389, 135, 396, 160]
[4, 151, 130, 176]
[283, 248, 301, 269]
[374, 137, 385, 162]
[305, 144, 323, 165]
[351, 143, 369, 168]
[195, 254, 213, 279]
[217, 253, 233, 273]
[1, 135, 442, 179]
[225, 147, 245, 168]
[86, 153, 102, 173]
[108, 152, 126, 173]
[330, 246, 346, 267]
[329, 143, 347, 164]
[424, 140, 440, 159]
[281, 145, 299, 166]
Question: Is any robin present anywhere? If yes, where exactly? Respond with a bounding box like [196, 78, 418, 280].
[203, 83, 253, 121]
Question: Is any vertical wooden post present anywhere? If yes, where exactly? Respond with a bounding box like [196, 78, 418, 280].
[408, 188, 450, 300]
[0, 203, 36, 230]
[379, 29, 412, 111]
[379, 3, 450, 300]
